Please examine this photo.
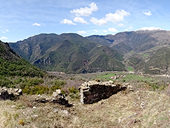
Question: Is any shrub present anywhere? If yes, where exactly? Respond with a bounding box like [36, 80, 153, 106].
[23, 85, 49, 95]
[68, 87, 79, 94]
[149, 83, 159, 91]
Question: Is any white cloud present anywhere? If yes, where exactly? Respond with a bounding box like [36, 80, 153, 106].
[117, 23, 124, 27]
[2, 29, 9, 33]
[71, 2, 98, 16]
[138, 27, 162, 31]
[61, 19, 76, 25]
[90, 17, 108, 25]
[108, 28, 118, 32]
[143, 11, 152, 16]
[103, 30, 107, 32]
[33, 23, 41, 26]
[93, 30, 98, 32]
[105, 10, 130, 23]
[74, 17, 88, 24]
[90, 10, 130, 25]
[125, 26, 133, 31]
[77, 31, 86, 35]
[0, 37, 8, 40]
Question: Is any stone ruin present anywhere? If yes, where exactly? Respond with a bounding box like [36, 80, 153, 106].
[35, 89, 72, 107]
[79, 81, 133, 104]
[0, 87, 22, 100]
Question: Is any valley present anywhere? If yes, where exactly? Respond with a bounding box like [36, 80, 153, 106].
[1, 30, 170, 127]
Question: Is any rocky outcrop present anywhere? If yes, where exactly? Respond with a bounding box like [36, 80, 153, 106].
[79, 81, 133, 104]
[35, 89, 72, 107]
[0, 87, 22, 100]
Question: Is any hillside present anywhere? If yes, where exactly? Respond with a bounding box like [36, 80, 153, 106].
[0, 40, 44, 77]
[1, 71, 170, 128]
[9, 33, 125, 73]
[87, 30, 170, 74]
[87, 30, 170, 53]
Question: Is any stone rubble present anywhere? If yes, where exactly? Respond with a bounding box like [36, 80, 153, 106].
[35, 89, 72, 107]
[0, 87, 22, 100]
[79, 81, 133, 104]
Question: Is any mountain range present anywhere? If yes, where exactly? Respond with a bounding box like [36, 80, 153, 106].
[9, 33, 125, 73]
[87, 30, 170, 74]
[9, 30, 170, 74]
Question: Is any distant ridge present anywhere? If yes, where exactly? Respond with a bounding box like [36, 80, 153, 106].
[9, 33, 125, 73]
[87, 30, 170, 74]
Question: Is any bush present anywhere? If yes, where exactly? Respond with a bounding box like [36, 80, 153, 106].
[149, 83, 159, 91]
[23, 85, 49, 95]
[68, 87, 79, 94]
[50, 80, 66, 91]
[22, 79, 66, 95]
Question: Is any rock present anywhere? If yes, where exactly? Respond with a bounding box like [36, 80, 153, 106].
[0, 87, 22, 100]
[35, 97, 48, 103]
[52, 89, 62, 97]
[79, 81, 133, 104]
[56, 89, 61, 94]
[31, 115, 38, 118]
[34, 90, 72, 107]
[79, 81, 122, 104]
[127, 85, 134, 91]
[62, 110, 69, 115]
[53, 109, 58, 113]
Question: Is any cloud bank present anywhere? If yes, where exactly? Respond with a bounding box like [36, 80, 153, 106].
[90, 10, 130, 25]
[71, 2, 98, 16]
[61, 19, 76, 25]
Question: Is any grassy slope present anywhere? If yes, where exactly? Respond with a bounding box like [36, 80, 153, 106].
[32, 34, 125, 73]
[1, 87, 170, 127]
[87, 31, 170, 74]
[0, 71, 170, 127]
[128, 47, 170, 74]
[0, 41, 44, 77]
[0, 40, 45, 89]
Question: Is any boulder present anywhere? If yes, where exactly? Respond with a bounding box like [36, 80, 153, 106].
[0, 87, 22, 100]
[35, 89, 72, 107]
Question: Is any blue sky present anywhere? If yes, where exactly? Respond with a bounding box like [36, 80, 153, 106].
[1, 0, 170, 42]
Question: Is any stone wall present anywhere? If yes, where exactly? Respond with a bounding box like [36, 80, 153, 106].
[0, 87, 22, 100]
[79, 81, 131, 104]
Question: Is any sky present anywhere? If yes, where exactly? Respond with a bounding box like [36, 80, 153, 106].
[1, 0, 170, 42]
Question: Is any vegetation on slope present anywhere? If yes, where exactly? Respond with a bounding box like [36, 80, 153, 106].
[10, 33, 125, 73]
[0, 40, 44, 78]
[87, 30, 170, 74]
[1, 71, 170, 128]
[128, 47, 170, 74]
[0, 40, 45, 90]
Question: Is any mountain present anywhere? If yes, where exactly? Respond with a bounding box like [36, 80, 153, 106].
[9, 33, 125, 73]
[0, 40, 44, 77]
[87, 30, 170, 74]
[87, 30, 170, 53]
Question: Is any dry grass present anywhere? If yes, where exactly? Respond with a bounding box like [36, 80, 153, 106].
[1, 89, 170, 128]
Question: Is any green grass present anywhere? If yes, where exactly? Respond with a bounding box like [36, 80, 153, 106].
[95, 72, 158, 83]
[95, 73, 117, 81]
[120, 74, 153, 82]
[129, 51, 134, 54]
[127, 67, 134, 71]
[142, 54, 149, 58]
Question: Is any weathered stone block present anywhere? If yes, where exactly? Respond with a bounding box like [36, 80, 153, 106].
[79, 81, 129, 104]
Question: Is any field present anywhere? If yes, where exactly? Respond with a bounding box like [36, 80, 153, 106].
[1, 72, 170, 128]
